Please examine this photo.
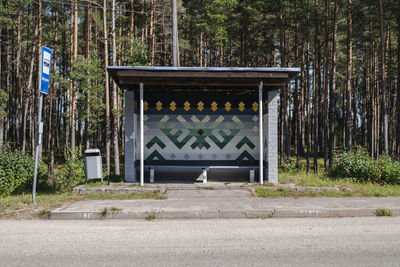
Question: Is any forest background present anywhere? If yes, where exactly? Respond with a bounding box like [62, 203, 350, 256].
[0, 0, 399, 182]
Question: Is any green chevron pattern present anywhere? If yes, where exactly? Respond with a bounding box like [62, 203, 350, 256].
[145, 150, 166, 162]
[146, 136, 166, 149]
[235, 151, 256, 164]
[235, 136, 255, 149]
[157, 118, 244, 150]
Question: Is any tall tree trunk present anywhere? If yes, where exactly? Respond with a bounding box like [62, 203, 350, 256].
[172, 0, 180, 66]
[70, 0, 78, 156]
[104, 0, 111, 178]
[130, 0, 135, 55]
[279, 0, 287, 167]
[150, 0, 155, 65]
[313, 0, 319, 173]
[23, 27, 39, 154]
[345, 0, 352, 152]
[305, 5, 311, 173]
[379, 0, 388, 154]
[85, 2, 92, 150]
[16, 12, 22, 148]
[112, 0, 120, 175]
[294, 0, 300, 168]
[397, 0, 400, 156]
[329, 0, 338, 168]
[323, 0, 329, 170]
[49, 9, 58, 177]
[37, 0, 42, 158]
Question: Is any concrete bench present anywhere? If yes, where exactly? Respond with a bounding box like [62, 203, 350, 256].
[147, 165, 258, 184]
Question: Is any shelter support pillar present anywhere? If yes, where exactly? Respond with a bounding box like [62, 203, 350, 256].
[124, 90, 137, 182]
[140, 83, 144, 186]
[259, 82, 264, 185]
[266, 90, 279, 184]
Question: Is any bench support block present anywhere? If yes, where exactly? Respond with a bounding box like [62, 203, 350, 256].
[249, 169, 255, 183]
[149, 168, 155, 183]
[202, 168, 207, 183]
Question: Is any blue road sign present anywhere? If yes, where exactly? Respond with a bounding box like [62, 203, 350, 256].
[40, 46, 52, 94]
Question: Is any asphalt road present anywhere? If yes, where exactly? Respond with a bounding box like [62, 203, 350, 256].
[0, 217, 399, 267]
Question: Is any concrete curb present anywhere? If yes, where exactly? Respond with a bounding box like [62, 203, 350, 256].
[72, 186, 166, 195]
[72, 184, 351, 194]
[50, 207, 400, 220]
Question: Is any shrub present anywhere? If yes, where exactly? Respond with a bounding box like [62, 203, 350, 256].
[283, 160, 300, 174]
[0, 148, 46, 196]
[51, 149, 85, 192]
[328, 147, 400, 185]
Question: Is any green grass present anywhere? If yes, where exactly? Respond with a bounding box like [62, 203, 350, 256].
[255, 187, 353, 197]
[0, 190, 166, 219]
[82, 181, 107, 188]
[255, 171, 400, 198]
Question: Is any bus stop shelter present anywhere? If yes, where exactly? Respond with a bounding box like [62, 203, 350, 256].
[108, 66, 299, 185]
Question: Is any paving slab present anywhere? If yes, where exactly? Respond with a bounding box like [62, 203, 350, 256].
[167, 189, 251, 198]
[50, 188, 400, 220]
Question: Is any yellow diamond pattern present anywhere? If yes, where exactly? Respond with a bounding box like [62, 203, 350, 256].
[252, 102, 258, 112]
[225, 102, 231, 111]
[170, 101, 176, 111]
[144, 101, 149, 111]
[156, 101, 162, 111]
[238, 101, 245, 112]
[211, 101, 218, 112]
[198, 101, 204, 111]
[184, 101, 190, 111]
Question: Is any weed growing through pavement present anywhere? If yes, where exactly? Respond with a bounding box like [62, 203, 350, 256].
[375, 208, 393, 216]
[145, 213, 156, 221]
[252, 210, 275, 219]
[110, 207, 122, 212]
[102, 208, 108, 217]
[196, 186, 214, 190]
[38, 209, 50, 218]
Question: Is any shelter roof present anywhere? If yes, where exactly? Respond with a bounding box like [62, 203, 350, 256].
[108, 66, 300, 91]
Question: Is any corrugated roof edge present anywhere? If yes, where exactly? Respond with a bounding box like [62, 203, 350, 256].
[107, 66, 300, 73]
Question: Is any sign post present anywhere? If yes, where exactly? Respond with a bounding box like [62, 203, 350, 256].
[32, 46, 52, 204]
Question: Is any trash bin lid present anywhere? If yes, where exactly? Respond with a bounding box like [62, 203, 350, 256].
[85, 148, 101, 154]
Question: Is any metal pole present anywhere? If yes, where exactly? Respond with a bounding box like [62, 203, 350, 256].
[259, 81, 264, 185]
[32, 93, 44, 204]
[140, 83, 144, 186]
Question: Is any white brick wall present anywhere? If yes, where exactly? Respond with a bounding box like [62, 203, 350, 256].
[267, 90, 278, 184]
[124, 90, 137, 182]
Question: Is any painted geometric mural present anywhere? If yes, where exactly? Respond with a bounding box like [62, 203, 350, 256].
[134, 92, 261, 166]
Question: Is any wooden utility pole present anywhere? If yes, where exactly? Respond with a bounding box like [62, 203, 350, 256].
[172, 0, 180, 66]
